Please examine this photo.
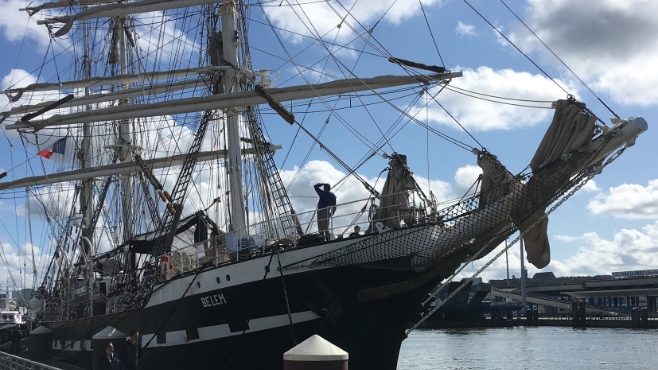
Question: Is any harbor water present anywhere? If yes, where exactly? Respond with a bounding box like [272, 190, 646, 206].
[398, 327, 658, 369]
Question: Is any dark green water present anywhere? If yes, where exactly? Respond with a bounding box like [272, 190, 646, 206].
[398, 327, 658, 369]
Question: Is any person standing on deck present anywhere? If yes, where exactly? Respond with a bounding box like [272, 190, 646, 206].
[348, 225, 361, 238]
[314, 183, 336, 240]
[123, 330, 140, 370]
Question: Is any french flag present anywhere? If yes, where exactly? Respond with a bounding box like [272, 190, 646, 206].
[37, 137, 67, 159]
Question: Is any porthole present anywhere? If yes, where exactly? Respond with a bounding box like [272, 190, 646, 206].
[226, 274, 231, 282]
[197, 282, 201, 288]
[216, 277, 221, 284]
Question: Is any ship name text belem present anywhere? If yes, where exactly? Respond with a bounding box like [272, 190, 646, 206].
[200, 293, 227, 308]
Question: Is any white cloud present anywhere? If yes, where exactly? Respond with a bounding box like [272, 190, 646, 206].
[587, 180, 658, 219]
[416, 66, 578, 131]
[281, 159, 481, 216]
[456, 21, 476, 37]
[1, 68, 36, 91]
[507, 0, 658, 106]
[133, 11, 200, 65]
[549, 222, 658, 276]
[492, 25, 508, 47]
[0, 238, 42, 292]
[0, 0, 52, 49]
[279, 159, 482, 235]
[459, 221, 658, 281]
[263, 0, 445, 44]
[454, 164, 481, 195]
[580, 179, 600, 193]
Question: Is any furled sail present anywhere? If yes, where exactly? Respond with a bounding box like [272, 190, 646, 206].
[516, 99, 597, 269]
[368, 154, 419, 232]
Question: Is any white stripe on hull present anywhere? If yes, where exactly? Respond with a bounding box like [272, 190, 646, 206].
[57, 311, 321, 351]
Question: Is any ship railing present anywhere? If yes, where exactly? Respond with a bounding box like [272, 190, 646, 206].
[161, 192, 436, 276]
[0, 351, 62, 370]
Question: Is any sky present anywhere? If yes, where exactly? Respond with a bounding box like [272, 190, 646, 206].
[0, 0, 657, 291]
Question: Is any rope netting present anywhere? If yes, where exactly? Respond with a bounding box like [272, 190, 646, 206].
[310, 156, 603, 272]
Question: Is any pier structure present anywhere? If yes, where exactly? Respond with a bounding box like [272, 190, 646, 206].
[489, 288, 619, 316]
[489, 274, 658, 316]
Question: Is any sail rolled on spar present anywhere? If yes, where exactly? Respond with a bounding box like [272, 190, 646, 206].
[6, 72, 463, 131]
[32, 0, 233, 36]
[0, 146, 281, 190]
[516, 99, 647, 268]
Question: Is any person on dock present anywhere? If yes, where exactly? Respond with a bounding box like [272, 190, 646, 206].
[314, 183, 336, 240]
[122, 330, 140, 370]
[10, 325, 21, 354]
[97, 341, 123, 370]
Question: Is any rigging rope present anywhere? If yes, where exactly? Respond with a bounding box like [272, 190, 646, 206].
[498, 0, 620, 119]
[141, 270, 202, 353]
[418, 0, 445, 67]
[26, 189, 38, 289]
[317, 0, 483, 152]
[276, 249, 297, 345]
[443, 84, 554, 107]
[462, 0, 569, 96]
[225, 251, 276, 369]
[407, 139, 627, 335]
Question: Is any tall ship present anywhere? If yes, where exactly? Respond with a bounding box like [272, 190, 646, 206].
[0, 1, 648, 369]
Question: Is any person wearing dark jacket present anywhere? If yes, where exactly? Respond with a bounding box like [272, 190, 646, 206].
[97, 342, 123, 370]
[314, 183, 336, 240]
[123, 330, 140, 370]
[10, 326, 21, 354]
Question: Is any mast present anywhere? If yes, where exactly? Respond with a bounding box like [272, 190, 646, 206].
[117, 16, 133, 241]
[520, 237, 527, 316]
[81, 17, 93, 245]
[221, 2, 246, 233]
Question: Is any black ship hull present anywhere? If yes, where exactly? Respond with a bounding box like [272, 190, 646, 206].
[43, 238, 451, 370]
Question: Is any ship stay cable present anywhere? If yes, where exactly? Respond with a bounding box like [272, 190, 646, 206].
[26, 191, 39, 289]
[498, 0, 620, 119]
[441, 84, 554, 109]
[0, 240, 24, 297]
[270, 0, 407, 155]
[328, 0, 486, 150]
[225, 250, 277, 369]
[319, 0, 482, 151]
[462, 0, 568, 98]
[140, 270, 202, 354]
[280, 16, 384, 189]
[268, 0, 478, 198]
[256, 3, 392, 189]
[284, 0, 403, 153]
[445, 84, 555, 103]
[277, 249, 298, 345]
[418, 0, 445, 67]
[407, 145, 620, 335]
[410, 129, 620, 332]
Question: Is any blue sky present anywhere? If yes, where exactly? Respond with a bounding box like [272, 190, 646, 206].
[0, 0, 657, 289]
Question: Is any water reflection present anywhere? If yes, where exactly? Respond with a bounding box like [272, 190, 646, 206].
[398, 327, 658, 370]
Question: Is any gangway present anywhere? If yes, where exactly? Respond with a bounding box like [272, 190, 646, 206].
[490, 288, 626, 316]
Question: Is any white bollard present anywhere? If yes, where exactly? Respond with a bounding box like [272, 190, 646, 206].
[283, 335, 348, 370]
